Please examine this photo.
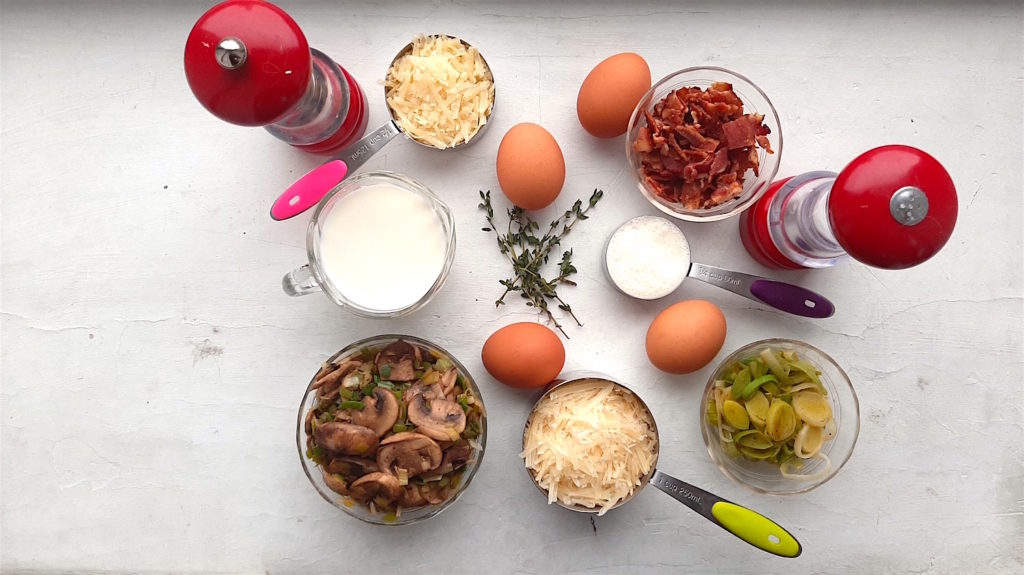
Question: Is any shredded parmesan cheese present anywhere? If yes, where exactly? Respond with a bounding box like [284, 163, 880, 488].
[384, 35, 495, 149]
[521, 379, 658, 515]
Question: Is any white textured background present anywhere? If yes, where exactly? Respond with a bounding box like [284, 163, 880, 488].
[2, 1, 1022, 573]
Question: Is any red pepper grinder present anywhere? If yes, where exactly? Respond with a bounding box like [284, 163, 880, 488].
[740, 145, 957, 270]
[184, 0, 368, 154]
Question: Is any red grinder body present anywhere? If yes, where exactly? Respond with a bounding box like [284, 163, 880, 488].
[740, 145, 958, 270]
[184, 0, 368, 154]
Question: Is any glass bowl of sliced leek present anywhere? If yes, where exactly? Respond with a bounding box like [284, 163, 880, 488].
[700, 338, 859, 494]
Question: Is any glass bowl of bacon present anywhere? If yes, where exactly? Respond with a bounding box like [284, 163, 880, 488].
[626, 67, 782, 222]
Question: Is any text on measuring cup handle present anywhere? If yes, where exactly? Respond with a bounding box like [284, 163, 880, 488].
[653, 474, 702, 505]
[695, 266, 741, 286]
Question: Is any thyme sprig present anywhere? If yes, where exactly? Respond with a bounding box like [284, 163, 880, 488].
[479, 189, 604, 338]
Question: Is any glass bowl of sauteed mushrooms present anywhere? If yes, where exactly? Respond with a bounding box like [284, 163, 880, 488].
[297, 335, 487, 524]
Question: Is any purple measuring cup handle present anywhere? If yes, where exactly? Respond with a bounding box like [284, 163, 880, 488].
[750, 280, 835, 318]
[686, 262, 836, 319]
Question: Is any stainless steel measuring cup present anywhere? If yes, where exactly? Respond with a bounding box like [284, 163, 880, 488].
[271, 35, 495, 220]
[523, 373, 802, 558]
[603, 215, 835, 318]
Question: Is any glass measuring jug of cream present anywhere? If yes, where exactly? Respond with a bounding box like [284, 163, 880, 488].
[282, 171, 456, 317]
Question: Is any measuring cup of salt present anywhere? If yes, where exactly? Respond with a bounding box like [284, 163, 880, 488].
[604, 216, 834, 318]
[282, 171, 455, 317]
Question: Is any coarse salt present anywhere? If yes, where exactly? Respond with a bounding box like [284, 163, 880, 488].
[604, 215, 690, 299]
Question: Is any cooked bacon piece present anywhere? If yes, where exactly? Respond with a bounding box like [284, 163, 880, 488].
[663, 155, 688, 174]
[717, 172, 738, 186]
[708, 82, 744, 106]
[682, 151, 715, 182]
[679, 181, 704, 210]
[688, 105, 713, 129]
[633, 85, 772, 210]
[674, 124, 706, 148]
[710, 148, 730, 176]
[722, 114, 764, 150]
[644, 110, 659, 133]
[709, 181, 743, 206]
[667, 133, 688, 159]
[634, 127, 653, 152]
[702, 100, 742, 120]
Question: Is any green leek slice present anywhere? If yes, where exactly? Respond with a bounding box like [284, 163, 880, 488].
[738, 444, 781, 460]
[731, 368, 751, 399]
[786, 359, 822, 389]
[759, 349, 791, 385]
[734, 429, 773, 450]
[742, 375, 777, 400]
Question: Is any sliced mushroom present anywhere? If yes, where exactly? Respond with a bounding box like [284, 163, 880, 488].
[304, 407, 315, 435]
[313, 422, 378, 456]
[408, 395, 466, 442]
[349, 472, 402, 504]
[405, 381, 445, 405]
[399, 484, 428, 508]
[314, 358, 358, 383]
[376, 432, 443, 477]
[375, 340, 417, 382]
[439, 367, 458, 397]
[312, 359, 361, 399]
[348, 387, 399, 437]
[437, 440, 473, 475]
[327, 456, 379, 478]
[321, 468, 349, 495]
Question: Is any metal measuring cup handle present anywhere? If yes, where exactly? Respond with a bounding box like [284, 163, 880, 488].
[649, 470, 802, 558]
[270, 121, 402, 221]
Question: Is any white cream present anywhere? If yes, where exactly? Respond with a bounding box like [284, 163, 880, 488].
[605, 215, 691, 300]
[317, 183, 448, 311]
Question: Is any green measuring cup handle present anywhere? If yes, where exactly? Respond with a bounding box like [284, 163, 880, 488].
[649, 470, 802, 558]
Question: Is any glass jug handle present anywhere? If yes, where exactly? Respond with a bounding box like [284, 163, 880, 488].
[282, 264, 321, 296]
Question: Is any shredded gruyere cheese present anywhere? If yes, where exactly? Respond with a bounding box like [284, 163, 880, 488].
[384, 35, 495, 149]
[521, 379, 658, 515]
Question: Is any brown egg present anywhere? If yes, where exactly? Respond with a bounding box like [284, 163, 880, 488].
[496, 123, 565, 210]
[577, 53, 651, 138]
[482, 322, 565, 388]
[646, 300, 727, 374]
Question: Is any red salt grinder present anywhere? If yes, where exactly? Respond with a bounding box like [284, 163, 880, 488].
[740, 145, 958, 270]
[183, 0, 368, 154]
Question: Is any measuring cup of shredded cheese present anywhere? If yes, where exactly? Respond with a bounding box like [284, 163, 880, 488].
[271, 34, 495, 221]
[521, 373, 803, 558]
[384, 35, 496, 149]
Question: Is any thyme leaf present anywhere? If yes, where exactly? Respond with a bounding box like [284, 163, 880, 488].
[479, 189, 604, 337]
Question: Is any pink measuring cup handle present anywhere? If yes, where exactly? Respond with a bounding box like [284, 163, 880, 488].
[270, 160, 348, 221]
